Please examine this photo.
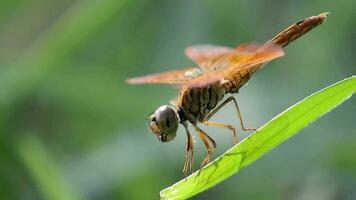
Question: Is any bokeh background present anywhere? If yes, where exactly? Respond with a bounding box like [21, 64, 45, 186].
[0, 0, 355, 199]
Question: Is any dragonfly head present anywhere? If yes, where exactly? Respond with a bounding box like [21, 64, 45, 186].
[148, 105, 179, 142]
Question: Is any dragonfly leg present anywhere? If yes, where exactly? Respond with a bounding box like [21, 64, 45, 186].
[194, 126, 216, 168]
[204, 96, 257, 132]
[203, 121, 237, 145]
[182, 122, 194, 177]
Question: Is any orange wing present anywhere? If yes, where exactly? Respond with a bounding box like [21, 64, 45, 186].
[185, 44, 284, 87]
[185, 45, 235, 71]
[126, 44, 233, 85]
[185, 43, 263, 71]
[126, 67, 202, 85]
[235, 43, 261, 53]
[126, 44, 283, 86]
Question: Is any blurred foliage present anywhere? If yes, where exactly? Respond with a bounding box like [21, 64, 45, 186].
[0, 0, 355, 199]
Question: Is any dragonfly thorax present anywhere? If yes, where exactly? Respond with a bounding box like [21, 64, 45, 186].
[176, 83, 226, 123]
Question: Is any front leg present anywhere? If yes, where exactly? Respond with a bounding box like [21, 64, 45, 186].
[182, 122, 194, 177]
[194, 125, 216, 168]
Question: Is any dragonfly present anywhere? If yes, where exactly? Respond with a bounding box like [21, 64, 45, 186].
[126, 12, 328, 176]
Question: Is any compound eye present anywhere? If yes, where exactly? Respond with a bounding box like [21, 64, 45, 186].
[148, 105, 178, 142]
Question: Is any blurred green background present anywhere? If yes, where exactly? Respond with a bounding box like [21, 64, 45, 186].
[0, 0, 355, 199]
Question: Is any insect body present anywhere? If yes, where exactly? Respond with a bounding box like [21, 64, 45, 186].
[127, 12, 328, 176]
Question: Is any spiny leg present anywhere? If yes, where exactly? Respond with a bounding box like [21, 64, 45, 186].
[203, 121, 237, 145]
[204, 96, 257, 132]
[194, 126, 216, 168]
[182, 122, 194, 177]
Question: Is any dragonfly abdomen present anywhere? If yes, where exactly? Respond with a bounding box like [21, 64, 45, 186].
[222, 64, 261, 94]
[266, 12, 328, 48]
[176, 84, 226, 122]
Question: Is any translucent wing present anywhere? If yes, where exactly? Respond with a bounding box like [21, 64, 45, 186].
[126, 67, 202, 85]
[185, 44, 284, 88]
[235, 43, 261, 53]
[185, 43, 262, 72]
[227, 44, 285, 74]
[127, 44, 283, 87]
[185, 45, 235, 71]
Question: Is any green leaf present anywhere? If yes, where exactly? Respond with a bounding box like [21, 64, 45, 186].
[160, 76, 356, 200]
